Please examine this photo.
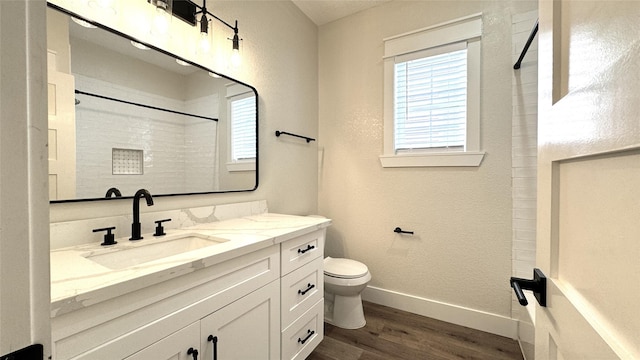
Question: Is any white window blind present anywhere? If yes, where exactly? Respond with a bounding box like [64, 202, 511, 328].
[230, 94, 256, 161]
[394, 46, 467, 152]
[380, 13, 484, 167]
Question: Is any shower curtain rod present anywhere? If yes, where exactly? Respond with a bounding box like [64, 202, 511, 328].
[75, 90, 219, 122]
[513, 19, 538, 70]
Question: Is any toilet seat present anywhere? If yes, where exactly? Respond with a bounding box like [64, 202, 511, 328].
[324, 257, 369, 279]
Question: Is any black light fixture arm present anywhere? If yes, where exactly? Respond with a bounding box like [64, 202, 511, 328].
[193, 0, 238, 33]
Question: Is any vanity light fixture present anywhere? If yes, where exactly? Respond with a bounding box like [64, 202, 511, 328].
[197, 7, 212, 54]
[150, 0, 243, 67]
[150, 0, 172, 36]
[230, 27, 242, 67]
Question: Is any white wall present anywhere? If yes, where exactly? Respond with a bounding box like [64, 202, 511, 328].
[318, 0, 537, 332]
[49, 0, 319, 221]
[0, 0, 51, 356]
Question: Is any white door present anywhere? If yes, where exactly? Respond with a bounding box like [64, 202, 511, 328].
[535, 0, 640, 358]
[200, 281, 280, 360]
[47, 66, 76, 200]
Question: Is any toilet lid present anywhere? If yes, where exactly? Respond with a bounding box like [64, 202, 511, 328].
[324, 257, 368, 279]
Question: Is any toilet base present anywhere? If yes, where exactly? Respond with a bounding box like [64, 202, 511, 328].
[324, 293, 366, 329]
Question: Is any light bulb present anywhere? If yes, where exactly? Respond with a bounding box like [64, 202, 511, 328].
[231, 48, 241, 67]
[197, 13, 211, 54]
[230, 33, 241, 67]
[199, 31, 211, 54]
[152, 6, 170, 35]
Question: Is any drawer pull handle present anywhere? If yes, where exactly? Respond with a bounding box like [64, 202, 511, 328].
[298, 329, 315, 345]
[207, 335, 218, 360]
[187, 347, 199, 360]
[298, 244, 315, 254]
[298, 283, 315, 296]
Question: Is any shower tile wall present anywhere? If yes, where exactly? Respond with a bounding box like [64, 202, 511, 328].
[184, 96, 219, 192]
[75, 75, 218, 198]
[511, 10, 538, 280]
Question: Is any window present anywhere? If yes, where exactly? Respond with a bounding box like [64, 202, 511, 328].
[227, 84, 256, 172]
[380, 14, 485, 167]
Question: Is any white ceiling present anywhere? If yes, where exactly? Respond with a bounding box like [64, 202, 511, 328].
[291, 0, 391, 26]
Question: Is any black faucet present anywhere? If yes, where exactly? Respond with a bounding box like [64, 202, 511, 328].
[105, 187, 122, 198]
[130, 189, 154, 240]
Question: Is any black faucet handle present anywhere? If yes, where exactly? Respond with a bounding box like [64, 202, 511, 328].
[93, 226, 117, 246]
[154, 218, 172, 237]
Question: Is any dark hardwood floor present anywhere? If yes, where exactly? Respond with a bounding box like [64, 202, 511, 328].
[307, 301, 524, 360]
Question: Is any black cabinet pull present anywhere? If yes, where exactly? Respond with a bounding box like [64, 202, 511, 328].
[298, 329, 315, 345]
[207, 335, 218, 360]
[187, 347, 199, 360]
[298, 244, 315, 254]
[298, 283, 315, 296]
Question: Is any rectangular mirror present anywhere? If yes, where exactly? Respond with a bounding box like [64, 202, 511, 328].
[46, 4, 258, 203]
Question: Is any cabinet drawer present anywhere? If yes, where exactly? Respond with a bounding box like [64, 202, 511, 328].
[281, 256, 323, 329]
[281, 229, 324, 275]
[281, 299, 324, 360]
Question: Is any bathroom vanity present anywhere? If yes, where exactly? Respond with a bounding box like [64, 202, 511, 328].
[50, 212, 329, 360]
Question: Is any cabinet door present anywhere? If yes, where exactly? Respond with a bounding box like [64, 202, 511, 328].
[125, 322, 200, 360]
[200, 281, 280, 360]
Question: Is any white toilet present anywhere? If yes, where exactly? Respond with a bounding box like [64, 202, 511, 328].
[323, 257, 371, 329]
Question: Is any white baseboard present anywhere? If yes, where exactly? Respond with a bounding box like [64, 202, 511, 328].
[362, 285, 518, 339]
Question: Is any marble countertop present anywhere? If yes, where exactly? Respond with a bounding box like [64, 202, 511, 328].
[50, 213, 331, 317]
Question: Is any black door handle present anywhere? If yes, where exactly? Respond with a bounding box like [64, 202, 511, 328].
[510, 268, 547, 307]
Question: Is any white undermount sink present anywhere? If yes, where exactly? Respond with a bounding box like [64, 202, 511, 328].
[84, 233, 228, 270]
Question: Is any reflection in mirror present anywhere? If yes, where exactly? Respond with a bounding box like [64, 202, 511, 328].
[46, 5, 258, 203]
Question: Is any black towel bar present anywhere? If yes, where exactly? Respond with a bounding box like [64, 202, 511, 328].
[275, 130, 315, 143]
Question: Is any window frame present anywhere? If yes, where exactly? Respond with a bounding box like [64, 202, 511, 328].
[380, 13, 485, 168]
[226, 84, 256, 172]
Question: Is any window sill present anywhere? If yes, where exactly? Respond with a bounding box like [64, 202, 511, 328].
[226, 161, 256, 172]
[379, 151, 485, 168]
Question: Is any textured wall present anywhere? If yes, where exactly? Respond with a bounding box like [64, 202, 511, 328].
[49, 0, 318, 221]
[318, 0, 536, 317]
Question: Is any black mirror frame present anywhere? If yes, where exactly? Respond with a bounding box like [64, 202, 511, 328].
[47, 2, 258, 204]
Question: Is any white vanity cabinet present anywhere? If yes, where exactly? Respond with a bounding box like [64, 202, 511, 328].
[51, 215, 330, 360]
[51, 245, 280, 359]
[125, 281, 280, 360]
[279, 229, 325, 360]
